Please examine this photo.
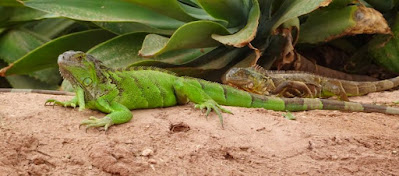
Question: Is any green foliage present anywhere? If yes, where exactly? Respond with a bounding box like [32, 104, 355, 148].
[299, 6, 358, 44]
[0, 0, 398, 89]
[369, 14, 399, 72]
[283, 111, 296, 120]
[24, 0, 185, 29]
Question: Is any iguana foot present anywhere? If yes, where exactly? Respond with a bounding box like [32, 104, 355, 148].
[80, 116, 113, 131]
[194, 100, 233, 127]
[45, 99, 77, 108]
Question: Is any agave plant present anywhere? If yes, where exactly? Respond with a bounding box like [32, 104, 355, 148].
[0, 0, 398, 90]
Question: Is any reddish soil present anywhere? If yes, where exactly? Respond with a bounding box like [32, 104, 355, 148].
[0, 91, 398, 175]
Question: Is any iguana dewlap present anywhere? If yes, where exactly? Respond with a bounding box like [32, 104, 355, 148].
[46, 51, 399, 130]
[224, 66, 399, 101]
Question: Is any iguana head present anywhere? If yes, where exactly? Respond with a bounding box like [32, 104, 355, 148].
[58, 51, 111, 98]
[224, 67, 275, 95]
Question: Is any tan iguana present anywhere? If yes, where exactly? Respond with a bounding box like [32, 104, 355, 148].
[224, 66, 399, 101]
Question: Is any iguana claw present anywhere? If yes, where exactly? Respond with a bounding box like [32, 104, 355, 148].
[194, 100, 233, 127]
[80, 116, 113, 131]
[45, 99, 77, 108]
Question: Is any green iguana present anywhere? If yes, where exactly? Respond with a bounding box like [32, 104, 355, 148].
[46, 51, 399, 130]
[224, 66, 399, 101]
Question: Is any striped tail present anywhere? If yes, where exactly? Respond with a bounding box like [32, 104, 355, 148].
[249, 94, 399, 115]
[343, 76, 399, 96]
[197, 78, 399, 115]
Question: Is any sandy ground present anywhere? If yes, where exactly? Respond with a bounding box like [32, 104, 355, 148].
[0, 91, 398, 176]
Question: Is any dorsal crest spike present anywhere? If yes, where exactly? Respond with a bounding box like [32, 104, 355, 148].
[250, 65, 269, 75]
[248, 66, 352, 82]
[126, 66, 177, 76]
[249, 65, 333, 78]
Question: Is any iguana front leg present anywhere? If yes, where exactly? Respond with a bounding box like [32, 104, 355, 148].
[80, 97, 132, 131]
[173, 78, 232, 126]
[45, 87, 85, 111]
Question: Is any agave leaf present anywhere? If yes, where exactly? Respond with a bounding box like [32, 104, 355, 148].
[94, 22, 173, 35]
[136, 46, 241, 67]
[364, 0, 395, 12]
[255, 0, 274, 40]
[211, 0, 260, 47]
[29, 18, 76, 39]
[0, 29, 59, 85]
[0, 29, 47, 64]
[196, 0, 249, 27]
[179, 2, 223, 24]
[0, 29, 115, 76]
[124, 0, 197, 22]
[281, 17, 300, 45]
[0, 29, 60, 88]
[130, 47, 215, 66]
[127, 46, 249, 79]
[88, 32, 214, 68]
[179, 0, 200, 7]
[60, 79, 73, 92]
[193, 47, 246, 69]
[139, 34, 169, 58]
[166, 47, 249, 78]
[130, 47, 215, 67]
[24, 0, 184, 29]
[6, 74, 58, 89]
[155, 46, 250, 82]
[327, 0, 354, 8]
[369, 14, 399, 73]
[0, 6, 57, 27]
[269, 0, 332, 32]
[299, 5, 391, 44]
[87, 32, 147, 68]
[0, 61, 10, 88]
[0, 0, 23, 6]
[139, 21, 230, 57]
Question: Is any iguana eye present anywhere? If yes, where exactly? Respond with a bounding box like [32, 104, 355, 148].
[83, 77, 92, 86]
[74, 53, 83, 60]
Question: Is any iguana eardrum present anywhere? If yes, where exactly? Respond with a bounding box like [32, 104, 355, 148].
[224, 66, 399, 101]
[47, 51, 399, 130]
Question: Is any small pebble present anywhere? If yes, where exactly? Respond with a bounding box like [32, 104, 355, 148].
[141, 149, 154, 157]
[392, 150, 397, 154]
[148, 159, 157, 164]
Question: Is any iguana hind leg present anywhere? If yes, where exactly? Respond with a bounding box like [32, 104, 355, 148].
[173, 78, 232, 127]
[322, 80, 349, 101]
[272, 81, 315, 98]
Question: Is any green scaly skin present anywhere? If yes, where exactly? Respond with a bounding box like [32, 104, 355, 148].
[224, 66, 399, 101]
[46, 51, 399, 130]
